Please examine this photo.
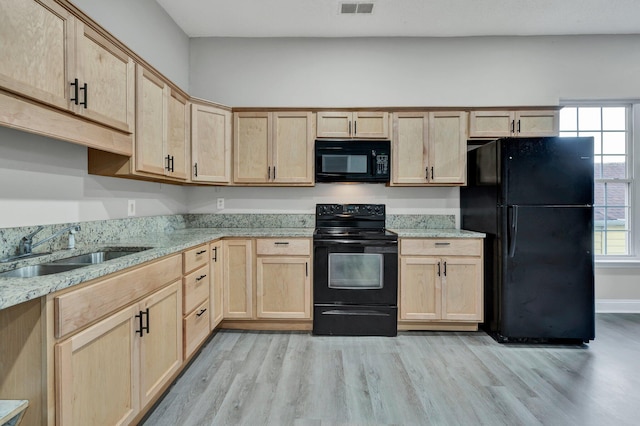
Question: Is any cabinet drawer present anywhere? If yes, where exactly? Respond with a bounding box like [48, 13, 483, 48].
[184, 300, 210, 358]
[183, 265, 210, 314]
[256, 238, 311, 256]
[183, 244, 209, 273]
[55, 254, 181, 338]
[400, 238, 482, 256]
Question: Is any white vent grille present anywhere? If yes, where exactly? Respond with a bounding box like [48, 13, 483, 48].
[340, 2, 374, 14]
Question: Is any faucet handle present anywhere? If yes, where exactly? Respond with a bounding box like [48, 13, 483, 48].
[24, 225, 44, 241]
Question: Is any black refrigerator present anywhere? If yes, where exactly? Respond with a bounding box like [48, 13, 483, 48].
[461, 137, 595, 343]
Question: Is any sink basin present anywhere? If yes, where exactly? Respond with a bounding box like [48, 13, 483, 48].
[51, 249, 150, 265]
[0, 263, 84, 278]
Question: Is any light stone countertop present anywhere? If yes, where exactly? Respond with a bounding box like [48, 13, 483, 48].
[0, 228, 313, 311]
[392, 229, 485, 238]
[0, 400, 28, 426]
[0, 226, 483, 311]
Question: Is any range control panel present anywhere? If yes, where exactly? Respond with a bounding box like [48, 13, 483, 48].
[316, 204, 385, 217]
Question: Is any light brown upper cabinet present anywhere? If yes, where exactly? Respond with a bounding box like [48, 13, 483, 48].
[469, 109, 559, 138]
[191, 102, 232, 184]
[234, 111, 314, 185]
[0, 0, 134, 133]
[317, 111, 389, 139]
[135, 65, 189, 180]
[392, 111, 467, 186]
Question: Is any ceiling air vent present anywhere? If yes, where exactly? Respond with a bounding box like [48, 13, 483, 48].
[340, 2, 374, 14]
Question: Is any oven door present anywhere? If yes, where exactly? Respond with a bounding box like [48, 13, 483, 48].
[313, 239, 398, 306]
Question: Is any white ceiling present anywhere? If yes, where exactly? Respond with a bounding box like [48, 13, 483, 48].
[155, 0, 640, 38]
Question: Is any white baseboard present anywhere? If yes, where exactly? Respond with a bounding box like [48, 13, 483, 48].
[596, 299, 640, 313]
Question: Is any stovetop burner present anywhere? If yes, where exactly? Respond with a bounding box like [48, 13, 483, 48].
[314, 204, 397, 241]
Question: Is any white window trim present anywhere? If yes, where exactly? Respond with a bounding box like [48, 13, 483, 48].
[559, 100, 640, 267]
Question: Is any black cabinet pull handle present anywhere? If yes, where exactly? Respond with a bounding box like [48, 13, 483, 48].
[196, 250, 207, 255]
[79, 83, 87, 108]
[165, 155, 171, 171]
[169, 155, 174, 172]
[306, 262, 308, 277]
[431, 167, 434, 180]
[425, 166, 429, 180]
[273, 166, 276, 180]
[274, 242, 289, 245]
[196, 274, 207, 281]
[348, 121, 352, 135]
[435, 242, 451, 246]
[354, 121, 357, 135]
[70, 78, 79, 105]
[517, 120, 521, 133]
[135, 310, 144, 336]
[268, 166, 271, 180]
[194, 162, 198, 177]
[443, 261, 447, 276]
[511, 120, 515, 133]
[143, 308, 150, 334]
[212, 246, 218, 262]
[437, 262, 441, 277]
[196, 308, 207, 317]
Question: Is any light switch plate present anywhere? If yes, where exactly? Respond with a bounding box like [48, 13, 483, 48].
[217, 198, 224, 209]
[128, 200, 136, 216]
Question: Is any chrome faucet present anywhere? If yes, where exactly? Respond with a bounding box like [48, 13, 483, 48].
[19, 224, 82, 255]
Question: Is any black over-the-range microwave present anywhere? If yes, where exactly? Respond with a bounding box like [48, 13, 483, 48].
[315, 139, 391, 183]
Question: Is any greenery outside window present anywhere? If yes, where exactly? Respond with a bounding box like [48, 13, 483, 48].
[559, 103, 634, 258]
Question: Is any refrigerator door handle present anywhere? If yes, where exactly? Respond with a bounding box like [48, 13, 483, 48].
[508, 205, 519, 258]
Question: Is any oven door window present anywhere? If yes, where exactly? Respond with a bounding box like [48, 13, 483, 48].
[328, 253, 383, 289]
[322, 154, 368, 174]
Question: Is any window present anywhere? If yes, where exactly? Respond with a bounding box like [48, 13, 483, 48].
[559, 104, 635, 258]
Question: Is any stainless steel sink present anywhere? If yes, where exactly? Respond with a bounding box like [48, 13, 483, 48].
[0, 264, 84, 278]
[50, 249, 150, 265]
[0, 247, 152, 278]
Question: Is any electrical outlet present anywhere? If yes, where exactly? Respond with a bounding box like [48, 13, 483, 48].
[217, 198, 224, 209]
[128, 200, 136, 216]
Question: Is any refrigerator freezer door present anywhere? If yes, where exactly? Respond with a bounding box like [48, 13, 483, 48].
[502, 137, 594, 206]
[500, 205, 594, 340]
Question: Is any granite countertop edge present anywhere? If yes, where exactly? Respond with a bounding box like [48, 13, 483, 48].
[0, 227, 483, 311]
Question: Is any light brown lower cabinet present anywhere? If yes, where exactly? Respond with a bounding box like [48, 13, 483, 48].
[399, 238, 483, 330]
[223, 239, 254, 318]
[54, 281, 182, 425]
[210, 240, 224, 329]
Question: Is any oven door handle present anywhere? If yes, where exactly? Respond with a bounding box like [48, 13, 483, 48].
[314, 239, 398, 246]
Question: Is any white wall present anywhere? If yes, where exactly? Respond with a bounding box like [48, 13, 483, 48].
[188, 35, 640, 305]
[72, 0, 190, 91]
[0, 127, 187, 228]
[189, 35, 640, 107]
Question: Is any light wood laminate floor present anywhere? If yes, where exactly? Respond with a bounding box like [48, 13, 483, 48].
[142, 314, 640, 425]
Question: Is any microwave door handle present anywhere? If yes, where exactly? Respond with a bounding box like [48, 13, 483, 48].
[317, 172, 345, 177]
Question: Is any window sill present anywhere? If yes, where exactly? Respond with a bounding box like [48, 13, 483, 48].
[595, 259, 640, 269]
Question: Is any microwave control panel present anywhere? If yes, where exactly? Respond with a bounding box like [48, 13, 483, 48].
[376, 154, 389, 175]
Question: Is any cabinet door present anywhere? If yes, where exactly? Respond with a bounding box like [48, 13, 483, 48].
[55, 305, 139, 426]
[139, 282, 182, 407]
[0, 0, 74, 110]
[353, 111, 389, 138]
[191, 104, 232, 183]
[316, 111, 352, 138]
[515, 110, 559, 137]
[256, 257, 311, 319]
[392, 112, 428, 184]
[399, 257, 441, 320]
[428, 111, 467, 184]
[441, 257, 483, 321]
[234, 112, 270, 183]
[272, 111, 314, 184]
[135, 66, 166, 176]
[75, 22, 135, 133]
[468, 110, 514, 138]
[166, 90, 189, 180]
[210, 240, 224, 328]
[223, 240, 253, 318]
